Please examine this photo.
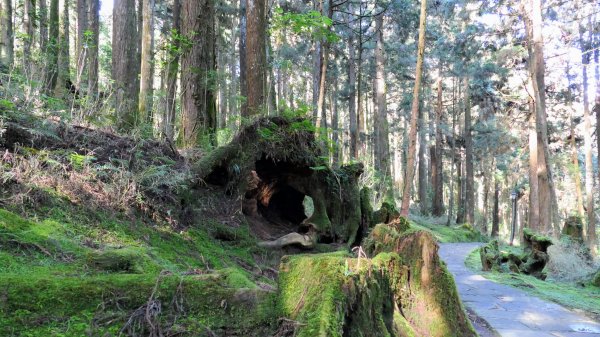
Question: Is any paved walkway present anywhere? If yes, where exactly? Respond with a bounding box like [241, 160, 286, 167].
[439, 243, 600, 337]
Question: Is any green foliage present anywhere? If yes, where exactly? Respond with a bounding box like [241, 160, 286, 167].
[271, 8, 339, 43]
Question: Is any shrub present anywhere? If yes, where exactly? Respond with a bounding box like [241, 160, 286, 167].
[546, 237, 598, 283]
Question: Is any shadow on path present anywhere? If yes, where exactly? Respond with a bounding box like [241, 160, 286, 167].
[439, 243, 600, 337]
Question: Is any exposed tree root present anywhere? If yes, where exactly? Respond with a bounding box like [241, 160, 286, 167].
[258, 232, 316, 249]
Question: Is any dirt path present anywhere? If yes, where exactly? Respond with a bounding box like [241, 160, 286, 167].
[439, 243, 600, 337]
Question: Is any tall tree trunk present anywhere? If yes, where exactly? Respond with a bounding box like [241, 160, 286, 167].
[59, 0, 71, 90]
[44, 0, 59, 94]
[331, 80, 340, 167]
[139, 0, 155, 122]
[39, 0, 48, 54]
[418, 101, 428, 214]
[432, 72, 444, 216]
[580, 25, 596, 252]
[566, 64, 585, 217]
[373, 11, 392, 201]
[239, 0, 247, 116]
[23, 0, 35, 74]
[400, 0, 427, 216]
[76, 0, 88, 90]
[527, 102, 540, 231]
[244, 0, 266, 116]
[87, 0, 99, 99]
[523, 0, 557, 233]
[447, 78, 457, 225]
[164, 0, 180, 141]
[0, 0, 14, 66]
[356, 1, 365, 157]
[464, 76, 474, 225]
[180, 0, 216, 146]
[492, 175, 499, 237]
[112, 0, 139, 130]
[348, 35, 358, 159]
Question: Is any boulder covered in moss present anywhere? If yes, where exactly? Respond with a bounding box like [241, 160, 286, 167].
[562, 216, 584, 243]
[480, 240, 500, 272]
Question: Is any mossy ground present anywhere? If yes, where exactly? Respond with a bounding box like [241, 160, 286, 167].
[409, 217, 486, 243]
[466, 247, 600, 318]
[0, 199, 279, 336]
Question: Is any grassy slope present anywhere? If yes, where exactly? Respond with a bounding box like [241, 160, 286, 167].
[465, 246, 600, 318]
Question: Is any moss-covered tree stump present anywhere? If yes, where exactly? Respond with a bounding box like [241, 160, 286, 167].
[278, 222, 476, 337]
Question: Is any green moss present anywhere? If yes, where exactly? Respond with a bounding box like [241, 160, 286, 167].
[410, 218, 486, 243]
[0, 273, 278, 336]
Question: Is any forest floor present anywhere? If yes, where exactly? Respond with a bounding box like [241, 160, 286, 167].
[440, 243, 600, 337]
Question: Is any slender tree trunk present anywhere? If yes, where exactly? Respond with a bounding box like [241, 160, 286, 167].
[87, 0, 99, 99]
[400, 0, 427, 216]
[181, 0, 216, 146]
[139, 0, 155, 121]
[59, 0, 71, 90]
[23, 0, 35, 73]
[418, 101, 428, 214]
[432, 71, 444, 216]
[0, 0, 14, 66]
[492, 175, 499, 237]
[373, 11, 392, 200]
[595, 23, 600, 188]
[570, 117, 585, 217]
[44, 0, 59, 94]
[464, 76, 474, 225]
[245, 0, 266, 116]
[239, 0, 247, 116]
[528, 104, 540, 230]
[112, 0, 139, 130]
[76, 0, 88, 90]
[164, 0, 180, 141]
[348, 35, 358, 159]
[580, 25, 596, 252]
[447, 78, 457, 225]
[331, 80, 340, 167]
[356, 1, 365, 157]
[39, 0, 48, 54]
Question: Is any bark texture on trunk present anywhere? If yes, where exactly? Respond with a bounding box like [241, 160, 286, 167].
[87, 0, 99, 98]
[348, 35, 358, 159]
[245, 0, 266, 116]
[0, 0, 14, 66]
[464, 77, 474, 225]
[432, 74, 444, 216]
[523, 0, 557, 233]
[400, 0, 427, 216]
[164, 0, 181, 141]
[76, 0, 88, 89]
[580, 25, 596, 252]
[45, 0, 59, 94]
[139, 0, 155, 121]
[180, 0, 216, 146]
[373, 12, 392, 200]
[112, 0, 139, 130]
